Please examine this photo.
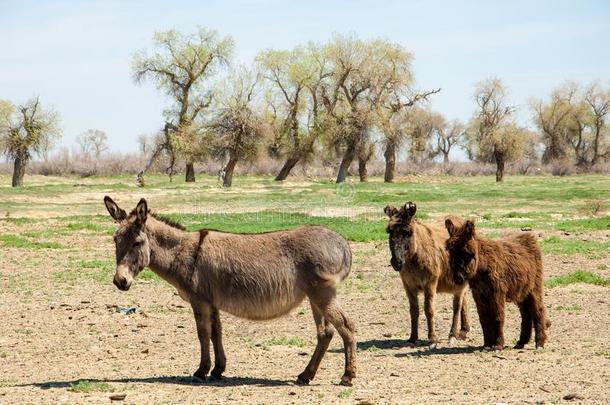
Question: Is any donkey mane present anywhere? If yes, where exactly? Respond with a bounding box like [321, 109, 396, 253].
[128, 209, 187, 231]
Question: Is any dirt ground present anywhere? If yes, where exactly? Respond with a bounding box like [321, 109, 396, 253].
[1, 233, 609, 404]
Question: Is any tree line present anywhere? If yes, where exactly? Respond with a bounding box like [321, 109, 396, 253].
[1, 27, 609, 187]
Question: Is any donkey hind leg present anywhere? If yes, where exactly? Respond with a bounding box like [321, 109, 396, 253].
[319, 299, 356, 386]
[514, 296, 533, 349]
[459, 291, 471, 339]
[449, 293, 463, 344]
[210, 308, 226, 379]
[530, 290, 548, 349]
[297, 303, 334, 385]
[423, 286, 438, 346]
[405, 287, 419, 344]
[192, 302, 213, 380]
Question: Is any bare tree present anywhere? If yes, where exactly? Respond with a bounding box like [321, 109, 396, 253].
[258, 44, 327, 181]
[532, 84, 575, 163]
[583, 83, 610, 166]
[434, 118, 464, 165]
[376, 81, 440, 181]
[0, 98, 61, 187]
[76, 129, 108, 158]
[404, 107, 444, 165]
[209, 67, 266, 187]
[132, 27, 234, 182]
[467, 78, 527, 182]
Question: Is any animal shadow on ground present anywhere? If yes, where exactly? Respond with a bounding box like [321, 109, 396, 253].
[329, 338, 441, 353]
[19, 375, 293, 390]
[395, 345, 479, 358]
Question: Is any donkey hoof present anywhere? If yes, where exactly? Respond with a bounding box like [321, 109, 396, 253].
[339, 376, 353, 387]
[429, 342, 438, 350]
[448, 336, 457, 346]
[535, 344, 545, 350]
[193, 368, 209, 381]
[481, 346, 493, 352]
[210, 369, 224, 380]
[458, 330, 469, 340]
[513, 343, 525, 349]
[296, 373, 311, 385]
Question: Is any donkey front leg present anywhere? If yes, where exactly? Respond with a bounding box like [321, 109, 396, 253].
[192, 302, 212, 380]
[210, 308, 226, 379]
[448, 293, 463, 344]
[459, 292, 471, 340]
[404, 286, 419, 344]
[423, 285, 438, 345]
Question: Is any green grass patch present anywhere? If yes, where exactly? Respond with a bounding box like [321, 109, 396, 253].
[68, 380, 112, 393]
[65, 222, 114, 234]
[555, 304, 583, 311]
[555, 216, 610, 232]
[337, 388, 353, 398]
[545, 271, 610, 288]
[55, 259, 114, 285]
[266, 337, 307, 348]
[0, 234, 63, 249]
[540, 236, 610, 257]
[173, 211, 388, 242]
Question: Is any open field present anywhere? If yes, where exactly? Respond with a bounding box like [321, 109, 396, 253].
[1, 174, 609, 404]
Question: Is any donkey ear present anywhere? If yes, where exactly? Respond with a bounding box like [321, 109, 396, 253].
[405, 201, 417, 217]
[464, 220, 476, 239]
[135, 198, 148, 223]
[384, 205, 398, 218]
[445, 218, 456, 236]
[104, 196, 126, 222]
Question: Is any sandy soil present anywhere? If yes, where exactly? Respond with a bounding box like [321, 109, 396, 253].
[1, 232, 609, 405]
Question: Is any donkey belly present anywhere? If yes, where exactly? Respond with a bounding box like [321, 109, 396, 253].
[215, 288, 307, 321]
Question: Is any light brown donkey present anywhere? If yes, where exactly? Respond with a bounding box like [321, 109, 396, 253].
[384, 202, 470, 346]
[104, 196, 356, 385]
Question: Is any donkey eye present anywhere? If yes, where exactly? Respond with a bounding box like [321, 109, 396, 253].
[132, 241, 142, 248]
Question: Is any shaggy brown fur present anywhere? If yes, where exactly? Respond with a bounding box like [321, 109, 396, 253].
[384, 202, 470, 345]
[104, 196, 356, 386]
[445, 219, 548, 351]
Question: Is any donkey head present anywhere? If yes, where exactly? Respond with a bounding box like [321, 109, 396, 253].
[445, 219, 478, 284]
[384, 202, 417, 271]
[104, 196, 151, 291]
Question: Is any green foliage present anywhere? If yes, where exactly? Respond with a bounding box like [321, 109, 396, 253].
[545, 271, 610, 288]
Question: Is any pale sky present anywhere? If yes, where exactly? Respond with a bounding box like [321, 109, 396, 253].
[2, 0, 609, 154]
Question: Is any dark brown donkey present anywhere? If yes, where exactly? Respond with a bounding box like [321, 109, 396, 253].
[103, 196, 356, 385]
[385, 202, 470, 346]
[445, 219, 548, 351]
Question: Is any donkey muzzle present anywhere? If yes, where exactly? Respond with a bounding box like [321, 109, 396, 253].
[113, 265, 133, 291]
[390, 257, 402, 272]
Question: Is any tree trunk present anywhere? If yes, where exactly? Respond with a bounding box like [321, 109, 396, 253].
[495, 152, 505, 182]
[443, 152, 449, 165]
[185, 162, 195, 182]
[222, 157, 238, 187]
[358, 156, 369, 182]
[384, 141, 396, 183]
[12, 154, 27, 187]
[336, 143, 357, 184]
[275, 155, 300, 181]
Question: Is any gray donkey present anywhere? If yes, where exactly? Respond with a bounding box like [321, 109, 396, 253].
[104, 196, 356, 386]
